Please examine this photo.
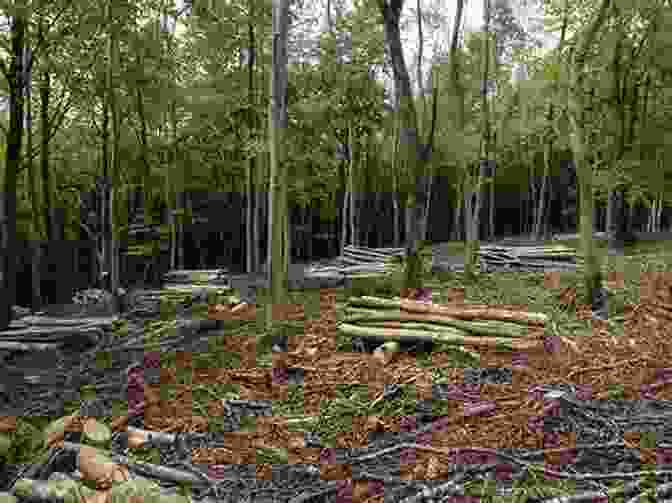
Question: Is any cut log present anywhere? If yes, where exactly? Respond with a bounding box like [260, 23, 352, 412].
[344, 312, 536, 338]
[0, 325, 103, 343]
[338, 323, 542, 351]
[348, 296, 548, 325]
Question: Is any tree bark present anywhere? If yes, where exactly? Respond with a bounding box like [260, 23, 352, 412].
[108, 1, 120, 298]
[245, 5, 257, 273]
[0, 10, 26, 329]
[268, 0, 290, 327]
[24, 43, 42, 311]
[348, 126, 357, 247]
[40, 69, 54, 243]
[377, 0, 433, 291]
[340, 160, 349, 254]
[451, 174, 464, 241]
[566, 0, 611, 307]
[488, 163, 495, 241]
[391, 111, 401, 247]
[464, 0, 492, 280]
[534, 126, 552, 240]
[448, 0, 466, 244]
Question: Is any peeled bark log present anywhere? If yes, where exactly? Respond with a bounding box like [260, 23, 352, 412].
[348, 295, 548, 325]
[338, 323, 541, 351]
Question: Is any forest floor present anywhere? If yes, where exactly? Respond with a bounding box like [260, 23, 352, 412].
[2, 233, 672, 502]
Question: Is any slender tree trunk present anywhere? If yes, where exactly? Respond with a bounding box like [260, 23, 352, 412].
[534, 141, 551, 240]
[172, 109, 184, 271]
[488, 163, 495, 241]
[348, 127, 357, 247]
[606, 189, 614, 237]
[451, 174, 463, 241]
[108, 3, 120, 298]
[254, 162, 264, 271]
[377, 0, 432, 292]
[448, 0, 466, 243]
[567, 0, 611, 307]
[340, 163, 349, 254]
[464, 0, 491, 279]
[391, 97, 401, 248]
[392, 193, 400, 247]
[268, 0, 290, 327]
[420, 163, 433, 242]
[24, 44, 42, 311]
[245, 6, 257, 273]
[246, 159, 254, 272]
[168, 179, 176, 270]
[0, 10, 26, 329]
[626, 198, 634, 234]
[40, 70, 53, 243]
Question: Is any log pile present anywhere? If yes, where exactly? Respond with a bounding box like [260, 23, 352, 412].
[162, 269, 229, 285]
[0, 314, 118, 358]
[305, 245, 405, 279]
[477, 243, 583, 272]
[338, 295, 548, 362]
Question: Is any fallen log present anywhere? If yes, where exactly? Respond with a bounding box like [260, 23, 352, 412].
[348, 296, 548, 326]
[344, 312, 537, 338]
[161, 284, 232, 293]
[338, 323, 541, 351]
[343, 245, 396, 262]
[0, 325, 104, 342]
[16, 316, 118, 327]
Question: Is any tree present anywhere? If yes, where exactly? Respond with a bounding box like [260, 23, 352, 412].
[376, 0, 433, 292]
[268, 0, 290, 328]
[0, 2, 27, 330]
[564, 0, 611, 306]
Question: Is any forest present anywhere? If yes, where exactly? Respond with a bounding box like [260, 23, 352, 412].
[0, 0, 672, 502]
[0, 0, 669, 324]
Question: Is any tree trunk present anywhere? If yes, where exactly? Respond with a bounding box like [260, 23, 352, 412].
[306, 206, 313, 260]
[173, 111, 184, 271]
[245, 5, 257, 273]
[0, 11, 26, 329]
[24, 44, 42, 311]
[246, 160, 255, 273]
[348, 126, 357, 247]
[391, 98, 401, 248]
[567, 0, 611, 307]
[392, 193, 400, 247]
[377, 0, 433, 292]
[340, 163, 349, 254]
[606, 189, 614, 237]
[488, 164, 495, 241]
[40, 72, 56, 243]
[420, 165, 433, 242]
[254, 165, 263, 272]
[464, 0, 492, 279]
[464, 162, 487, 279]
[268, 0, 290, 326]
[534, 141, 551, 240]
[451, 175, 464, 241]
[101, 0, 121, 308]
